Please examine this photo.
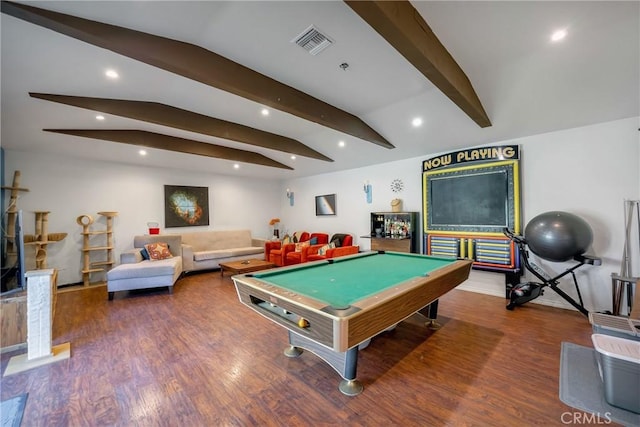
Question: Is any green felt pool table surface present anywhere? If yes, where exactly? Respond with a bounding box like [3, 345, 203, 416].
[251, 252, 458, 309]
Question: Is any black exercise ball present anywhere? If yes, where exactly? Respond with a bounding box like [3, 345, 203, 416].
[524, 211, 593, 262]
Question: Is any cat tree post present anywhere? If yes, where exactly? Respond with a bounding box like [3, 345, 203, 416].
[3, 269, 70, 376]
[1, 170, 29, 266]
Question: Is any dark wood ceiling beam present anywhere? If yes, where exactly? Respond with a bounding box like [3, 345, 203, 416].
[43, 129, 294, 170]
[345, 0, 491, 128]
[2, 1, 394, 149]
[30, 93, 332, 162]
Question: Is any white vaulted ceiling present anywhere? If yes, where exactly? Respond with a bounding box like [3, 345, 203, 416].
[1, 1, 638, 179]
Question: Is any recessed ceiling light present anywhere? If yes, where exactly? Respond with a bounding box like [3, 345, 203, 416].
[551, 29, 567, 42]
[338, 140, 345, 147]
[412, 117, 423, 127]
[290, 155, 296, 160]
[233, 163, 240, 169]
[96, 115, 105, 121]
[105, 69, 119, 79]
[138, 149, 147, 156]
[261, 108, 269, 116]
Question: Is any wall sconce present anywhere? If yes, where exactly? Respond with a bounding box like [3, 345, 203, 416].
[286, 188, 294, 206]
[363, 181, 372, 204]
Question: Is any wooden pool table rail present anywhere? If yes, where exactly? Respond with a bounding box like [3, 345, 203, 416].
[342, 258, 472, 350]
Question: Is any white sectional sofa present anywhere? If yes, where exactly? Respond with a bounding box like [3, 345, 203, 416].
[181, 229, 266, 273]
[107, 234, 183, 300]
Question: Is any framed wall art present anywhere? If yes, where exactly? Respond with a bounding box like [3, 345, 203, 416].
[164, 185, 210, 227]
[315, 194, 336, 216]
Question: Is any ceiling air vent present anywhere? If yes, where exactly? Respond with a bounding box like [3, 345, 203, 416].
[292, 25, 333, 56]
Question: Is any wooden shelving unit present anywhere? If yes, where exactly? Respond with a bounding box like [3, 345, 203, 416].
[77, 211, 117, 286]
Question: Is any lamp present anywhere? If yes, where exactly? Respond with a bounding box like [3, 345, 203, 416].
[363, 181, 372, 204]
[286, 188, 294, 206]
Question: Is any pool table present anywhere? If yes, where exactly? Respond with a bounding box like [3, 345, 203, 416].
[232, 251, 472, 395]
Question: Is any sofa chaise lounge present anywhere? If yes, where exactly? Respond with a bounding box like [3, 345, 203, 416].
[107, 234, 183, 300]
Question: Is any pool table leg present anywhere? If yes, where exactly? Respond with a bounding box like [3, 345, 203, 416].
[285, 331, 364, 396]
[338, 348, 363, 396]
[419, 299, 442, 330]
[284, 345, 303, 357]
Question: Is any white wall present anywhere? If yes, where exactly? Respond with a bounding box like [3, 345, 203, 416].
[4, 117, 639, 314]
[279, 117, 640, 314]
[3, 151, 281, 285]
[275, 160, 425, 243]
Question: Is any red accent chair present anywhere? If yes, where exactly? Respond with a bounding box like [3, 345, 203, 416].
[305, 234, 356, 262]
[265, 240, 282, 264]
[268, 231, 310, 266]
[284, 233, 329, 266]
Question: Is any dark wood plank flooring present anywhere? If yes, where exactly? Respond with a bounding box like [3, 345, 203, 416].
[1, 271, 606, 426]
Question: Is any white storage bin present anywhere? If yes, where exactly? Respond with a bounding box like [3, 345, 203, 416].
[589, 312, 640, 341]
[591, 334, 640, 413]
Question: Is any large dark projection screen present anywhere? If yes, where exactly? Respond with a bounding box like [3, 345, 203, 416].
[429, 170, 508, 228]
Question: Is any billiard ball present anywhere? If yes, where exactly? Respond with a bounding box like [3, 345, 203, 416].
[297, 318, 310, 328]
